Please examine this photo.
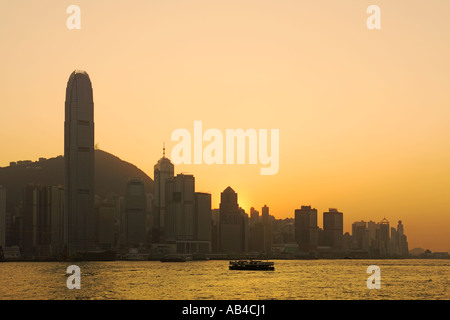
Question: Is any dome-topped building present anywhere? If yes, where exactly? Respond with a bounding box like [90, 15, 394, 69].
[153, 145, 174, 239]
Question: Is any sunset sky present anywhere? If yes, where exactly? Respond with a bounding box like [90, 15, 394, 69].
[0, 0, 449, 251]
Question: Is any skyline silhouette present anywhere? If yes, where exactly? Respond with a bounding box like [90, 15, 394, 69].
[1, 1, 450, 253]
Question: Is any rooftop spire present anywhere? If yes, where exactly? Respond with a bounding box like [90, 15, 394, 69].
[163, 142, 165, 158]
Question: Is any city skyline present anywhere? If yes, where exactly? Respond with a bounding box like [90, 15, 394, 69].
[1, 1, 450, 252]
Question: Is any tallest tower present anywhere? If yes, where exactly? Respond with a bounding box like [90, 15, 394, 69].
[64, 70, 95, 254]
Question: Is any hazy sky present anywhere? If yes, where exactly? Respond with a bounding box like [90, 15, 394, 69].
[1, 1, 449, 251]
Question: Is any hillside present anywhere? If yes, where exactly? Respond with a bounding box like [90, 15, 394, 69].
[0, 150, 154, 212]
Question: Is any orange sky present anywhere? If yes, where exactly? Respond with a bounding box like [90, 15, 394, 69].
[0, 1, 449, 251]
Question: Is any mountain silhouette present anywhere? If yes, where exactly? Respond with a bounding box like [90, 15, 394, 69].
[0, 149, 153, 212]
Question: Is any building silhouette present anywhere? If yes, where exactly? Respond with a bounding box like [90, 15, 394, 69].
[218, 187, 248, 253]
[250, 205, 272, 254]
[323, 208, 343, 251]
[295, 206, 319, 252]
[153, 147, 174, 242]
[249, 207, 259, 227]
[194, 192, 212, 246]
[390, 220, 409, 256]
[165, 174, 195, 242]
[64, 70, 95, 254]
[125, 179, 147, 247]
[0, 186, 6, 249]
[95, 202, 115, 248]
[165, 174, 212, 253]
[377, 217, 390, 255]
[22, 184, 65, 258]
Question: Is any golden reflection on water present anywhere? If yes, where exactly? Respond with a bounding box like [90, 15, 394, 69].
[0, 260, 448, 300]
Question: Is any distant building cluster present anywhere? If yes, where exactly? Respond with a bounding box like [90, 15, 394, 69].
[0, 70, 444, 261]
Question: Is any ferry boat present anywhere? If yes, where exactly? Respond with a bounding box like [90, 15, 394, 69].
[229, 260, 275, 271]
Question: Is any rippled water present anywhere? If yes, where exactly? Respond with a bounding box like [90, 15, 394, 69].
[0, 259, 448, 300]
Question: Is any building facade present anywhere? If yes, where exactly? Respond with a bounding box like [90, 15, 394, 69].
[64, 70, 95, 254]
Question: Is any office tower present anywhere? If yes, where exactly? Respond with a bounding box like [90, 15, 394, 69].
[294, 206, 319, 252]
[48, 185, 65, 254]
[261, 205, 272, 253]
[218, 187, 246, 253]
[397, 220, 409, 256]
[249, 207, 259, 227]
[391, 220, 409, 257]
[96, 203, 115, 247]
[0, 186, 6, 249]
[153, 147, 174, 241]
[125, 179, 147, 247]
[165, 174, 195, 243]
[261, 205, 269, 224]
[323, 208, 343, 251]
[377, 218, 390, 255]
[351, 221, 367, 250]
[195, 192, 212, 242]
[22, 184, 65, 258]
[65, 70, 95, 254]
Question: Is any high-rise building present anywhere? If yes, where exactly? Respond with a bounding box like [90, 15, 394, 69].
[153, 147, 174, 242]
[64, 70, 95, 254]
[95, 203, 115, 247]
[391, 220, 409, 257]
[22, 184, 65, 258]
[351, 220, 368, 250]
[249, 207, 259, 227]
[397, 220, 409, 256]
[295, 206, 319, 252]
[195, 192, 212, 242]
[377, 218, 390, 255]
[125, 179, 147, 247]
[261, 205, 272, 253]
[0, 186, 6, 249]
[323, 208, 343, 251]
[165, 174, 195, 242]
[261, 205, 269, 224]
[218, 187, 247, 253]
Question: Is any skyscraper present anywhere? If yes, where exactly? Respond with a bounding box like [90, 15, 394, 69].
[194, 192, 212, 244]
[218, 187, 247, 253]
[64, 70, 95, 254]
[153, 147, 174, 242]
[22, 184, 65, 258]
[125, 179, 147, 247]
[323, 208, 343, 251]
[165, 174, 195, 242]
[0, 186, 6, 249]
[377, 218, 390, 255]
[295, 206, 319, 252]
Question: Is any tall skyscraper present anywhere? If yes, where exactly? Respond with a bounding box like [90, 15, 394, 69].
[165, 174, 195, 242]
[125, 179, 147, 247]
[194, 192, 212, 244]
[249, 207, 259, 227]
[391, 220, 409, 257]
[153, 147, 174, 242]
[0, 186, 6, 249]
[218, 187, 247, 253]
[64, 70, 95, 254]
[377, 218, 390, 255]
[261, 205, 269, 224]
[323, 208, 343, 251]
[22, 184, 65, 258]
[295, 205, 319, 252]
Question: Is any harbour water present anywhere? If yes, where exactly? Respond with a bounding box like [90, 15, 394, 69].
[0, 259, 448, 300]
